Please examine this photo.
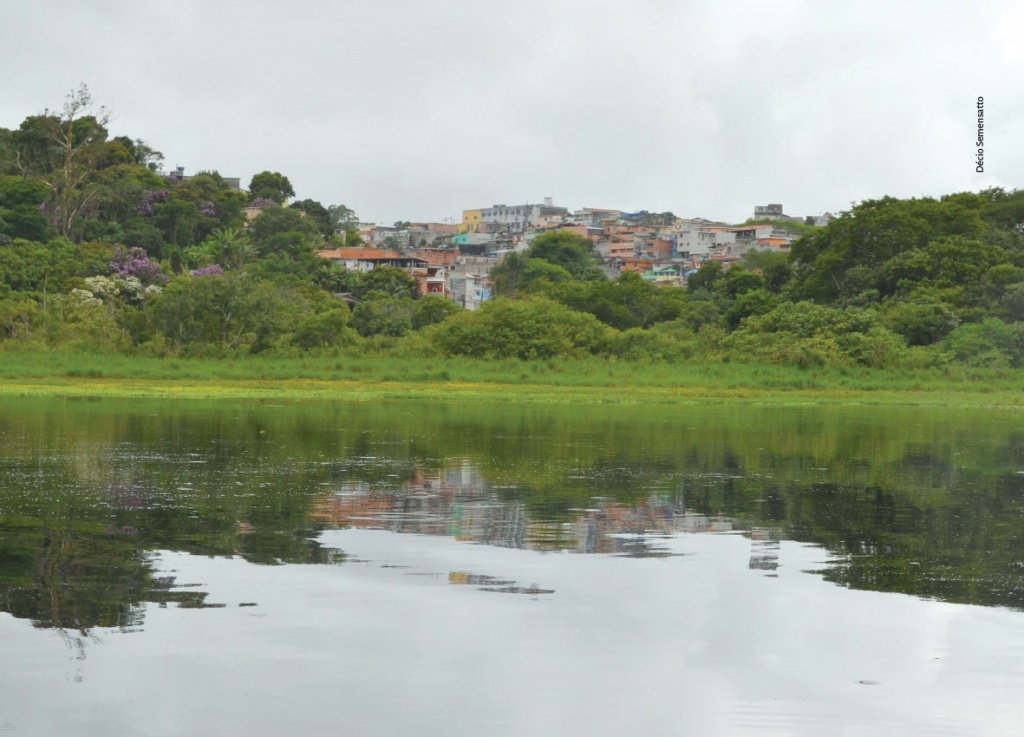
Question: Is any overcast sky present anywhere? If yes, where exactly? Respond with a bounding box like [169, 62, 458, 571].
[2, 0, 1021, 225]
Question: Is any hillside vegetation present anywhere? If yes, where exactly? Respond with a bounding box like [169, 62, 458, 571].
[3, 88, 1024, 375]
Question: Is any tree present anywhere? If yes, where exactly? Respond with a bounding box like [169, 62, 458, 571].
[248, 206, 322, 257]
[4, 85, 113, 240]
[154, 273, 295, 349]
[527, 230, 602, 279]
[742, 250, 793, 293]
[351, 298, 415, 337]
[327, 204, 359, 233]
[355, 266, 419, 300]
[0, 177, 52, 242]
[687, 261, 723, 293]
[248, 171, 295, 204]
[199, 227, 256, 269]
[489, 251, 527, 297]
[412, 295, 460, 329]
[433, 296, 611, 359]
[788, 195, 989, 303]
[290, 199, 332, 236]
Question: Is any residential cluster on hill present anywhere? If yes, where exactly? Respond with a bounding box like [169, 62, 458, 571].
[308, 197, 833, 311]
[4, 87, 1024, 368]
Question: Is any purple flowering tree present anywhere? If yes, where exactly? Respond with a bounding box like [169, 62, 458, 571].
[109, 246, 169, 286]
[190, 264, 224, 277]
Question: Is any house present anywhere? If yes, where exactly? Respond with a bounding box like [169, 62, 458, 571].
[571, 208, 622, 226]
[316, 247, 427, 273]
[473, 198, 570, 233]
[448, 272, 491, 310]
[460, 209, 482, 234]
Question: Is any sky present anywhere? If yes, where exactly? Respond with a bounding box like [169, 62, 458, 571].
[2, 0, 1022, 226]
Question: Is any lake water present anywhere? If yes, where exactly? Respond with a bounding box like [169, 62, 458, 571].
[2, 396, 1024, 736]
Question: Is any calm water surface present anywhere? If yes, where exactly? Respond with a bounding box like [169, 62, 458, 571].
[2, 397, 1024, 736]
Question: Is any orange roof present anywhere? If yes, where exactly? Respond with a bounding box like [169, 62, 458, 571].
[317, 248, 405, 260]
[408, 249, 459, 266]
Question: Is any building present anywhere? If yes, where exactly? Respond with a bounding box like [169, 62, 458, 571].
[448, 272, 491, 310]
[316, 247, 427, 273]
[476, 198, 569, 233]
[460, 209, 482, 234]
[754, 203, 785, 220]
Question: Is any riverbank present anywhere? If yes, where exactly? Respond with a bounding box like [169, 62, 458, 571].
[1, 350, 1022, 407]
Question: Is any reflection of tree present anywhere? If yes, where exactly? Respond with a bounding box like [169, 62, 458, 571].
[0, 525, 150, 634]
[3, 396, 1024, 631]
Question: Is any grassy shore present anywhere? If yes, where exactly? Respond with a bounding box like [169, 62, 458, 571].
[1, 349, 1022, 407]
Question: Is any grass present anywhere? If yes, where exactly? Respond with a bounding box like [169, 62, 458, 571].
[1, 349, 1023, 408]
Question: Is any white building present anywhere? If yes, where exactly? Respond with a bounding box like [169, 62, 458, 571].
[479, 197, 569, 233]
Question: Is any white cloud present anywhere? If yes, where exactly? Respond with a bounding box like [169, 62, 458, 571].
[1, 0, 1019, 224]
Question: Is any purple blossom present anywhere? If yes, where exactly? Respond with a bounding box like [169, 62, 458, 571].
[110, 246, 169, 285]
[190, 264, 224, 277]
[200, 202, 217, 218]
[250, 198, 277, 208]
[135, 189, 171, 217]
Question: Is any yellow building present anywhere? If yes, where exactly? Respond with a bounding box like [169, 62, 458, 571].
[460, 209, 482, 234]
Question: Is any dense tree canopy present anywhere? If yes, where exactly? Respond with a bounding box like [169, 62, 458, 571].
[248, 171, 295, 204]
[4, 87, 1024, 368]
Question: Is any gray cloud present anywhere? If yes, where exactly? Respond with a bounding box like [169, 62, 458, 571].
[2, 0, 1020, 224]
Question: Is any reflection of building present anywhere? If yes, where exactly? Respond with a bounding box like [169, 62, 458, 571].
[310, 463, 769, 557]
[748, 527, 781, 572]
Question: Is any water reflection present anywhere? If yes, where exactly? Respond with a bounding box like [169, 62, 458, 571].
[310, 466, 748, 557]
[2, 396, 1024, 640]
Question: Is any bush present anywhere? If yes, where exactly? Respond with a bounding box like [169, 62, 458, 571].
[292, 309, 358, 349]
[942, 319, 1023, 367]
[433, 296, 612, 359]
[602, 328, 688, 361]
[351, 298, 415, 338]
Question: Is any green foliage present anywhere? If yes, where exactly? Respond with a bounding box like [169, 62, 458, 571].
[724, 288, 778, 329]
[248, 171, 295, 204]
[880, 296, 960, 346]
[290, 199, 332, 236]
[292, 308, 357, 350]
[355, 266, 419, 300]
[434, 297, 612, 360]
[942, 319, 1024, 368]
[153, 273, 303, 351]
[327, 204, 359, 233]
[741, 249, 793, 293]
[412, 295, 460, 329]
[733, 302, 907, 368]
[789, 195, 989, 303]
[249, 206, 323, 258]
[351, 298, 416, 337]
[525, 230, 603, 280]
[687, 261, 723, 292]
[603, 327, 688, 361]
[522, 258, 574, 287]
[878, 235, 1010, 298]
[0, 238, 81, 297]
[543, 271, 687, 330]
[489, 252, 527, 297]
[722, 265, 765, 297]
[0, 177, 52, 242]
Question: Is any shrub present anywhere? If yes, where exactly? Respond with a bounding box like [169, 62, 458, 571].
[433, 296, 612, 359]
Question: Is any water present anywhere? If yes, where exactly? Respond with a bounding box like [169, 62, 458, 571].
[2, 397, 1024, 735]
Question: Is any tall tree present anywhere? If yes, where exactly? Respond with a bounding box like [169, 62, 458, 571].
[248, 171, 295, 204]
[327, 204, 359, 233]
[4, 85, 113, 240]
